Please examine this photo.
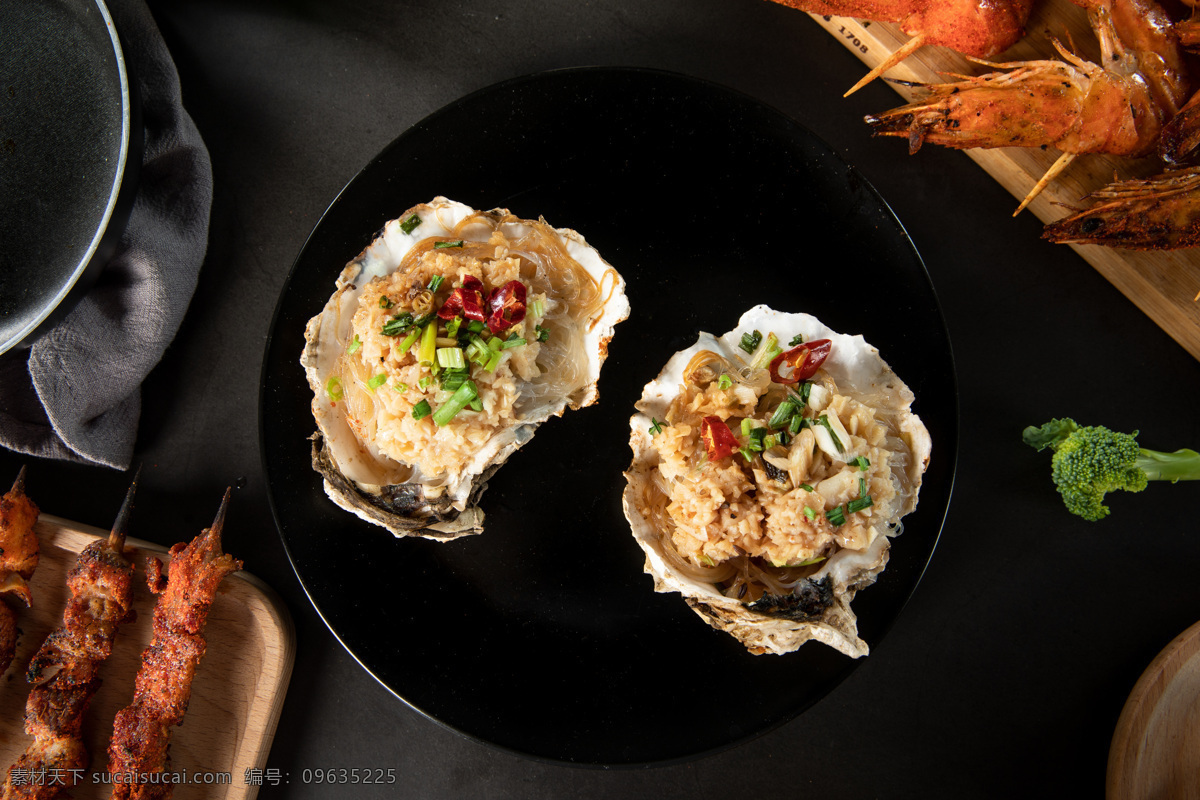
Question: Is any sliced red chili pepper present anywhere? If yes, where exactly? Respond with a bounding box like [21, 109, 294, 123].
[485, 280, 527, 333]
[437, 276, 487, 321]
[768, 339, 832, 384]
[700, 416, 739, 461]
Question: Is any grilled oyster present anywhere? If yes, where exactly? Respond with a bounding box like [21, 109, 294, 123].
[622, 305, 930, 656]
[303, 197, 629, 540]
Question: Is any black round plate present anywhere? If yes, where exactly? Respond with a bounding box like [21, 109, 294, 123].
[260, 67, 957, 766]
[0, 0, 139, 352]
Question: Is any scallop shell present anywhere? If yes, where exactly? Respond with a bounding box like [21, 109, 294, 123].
[622, 305, 931, 657]
[303, 197, 630, 540]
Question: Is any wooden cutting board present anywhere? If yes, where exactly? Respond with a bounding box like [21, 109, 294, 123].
[0, 515, 295, 800]
[809, 0, 1200, 360]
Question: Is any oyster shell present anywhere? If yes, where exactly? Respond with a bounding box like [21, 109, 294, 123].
[303, 197, 629, 540]
[622, 305, 931, 657]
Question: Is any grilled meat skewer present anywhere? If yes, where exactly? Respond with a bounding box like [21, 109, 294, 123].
[107, 489, 242, 800]
[0, 468, 40, 676]
[2, 475, 138, 800]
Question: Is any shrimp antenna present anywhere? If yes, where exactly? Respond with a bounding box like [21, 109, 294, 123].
[844, 35, 925, 98]
[1014, 152, 1077, 216]
[108, 465, 142, 550]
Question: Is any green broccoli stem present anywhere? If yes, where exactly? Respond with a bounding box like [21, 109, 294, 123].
[1135, 448, 1200, 482]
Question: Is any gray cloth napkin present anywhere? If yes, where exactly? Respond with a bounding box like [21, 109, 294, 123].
[0, 0, 212, 470]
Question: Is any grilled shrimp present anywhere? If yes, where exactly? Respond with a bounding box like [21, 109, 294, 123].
[867, 0, 1188, 156]
[1042, 167, 1200, 248]
[768, 0, 1033, 55]
[767, 0, 1033, 92]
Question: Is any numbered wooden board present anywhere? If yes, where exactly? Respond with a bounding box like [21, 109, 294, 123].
[808, 0, 1200, 360]
[0, 516, 295, 800]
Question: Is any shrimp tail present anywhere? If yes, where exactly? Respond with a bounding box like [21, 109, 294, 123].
[1043, 167, 1200, 249]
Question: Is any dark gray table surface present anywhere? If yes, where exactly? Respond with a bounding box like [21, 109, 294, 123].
[4, 0, 1200, 796]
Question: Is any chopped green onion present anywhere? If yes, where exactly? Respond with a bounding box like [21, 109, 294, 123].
[418, 322, 438, 365]
[413, 312, 436, 327]
[749, 332, 782, 370]
[535, 325, 550, 342]
[789, 333, 805, 347]
[487, 336, 503, 352]
[412, 399, 432, 420]
[436, 347, 465, 369]
[427, 275, 444, 292]
[796, 555, 826, 566]
[817, 415, 844, 453]
[432, 380, 479, 426]
[467, 397, 483, 412]
[799, 483, 814, 492]
[467, 320, 486, 333]
[851, 456, 871, 471]
[826, 506, 846, 526]
[394, 382, 408, 392]
[649, 418, 664, 435]
[739, 446, 756, 462]
[400, 214, 421, 234]
[530, 297, 545, 318]
[741, 419, 753, 437]
[466, 337, 490, 365]
[440, 368, 469, 391]
[434, 240, 464, 249]
[748, 427, 767, 450]
[717, 374, 733, 390]
[397, 327, 421, 355]
[501, 335, 527, 349]
[325, 377, 343, 402]
[699, 554, 715, 567]
[379, 295, 394, 309]
[788, 414, 808, 435]
[381, 312, 414, 337]
[803, 507, 816, 521]
[797, 381, 813, 405]
[347, 334, 362, 355]
[418, 375, 432, 391]
[763, 433, 782, 450]
[483, 350, 502, 372]
[739, 330, 762, 354]
[768, 399, 797, 430]
[859, 476, 868, 498]
[848, 495, 874, 514]
[367, 373, 387, 391]
[446, 316, 462, 338]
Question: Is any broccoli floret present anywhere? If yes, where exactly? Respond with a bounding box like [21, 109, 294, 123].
[1023, 418, 1200, 520]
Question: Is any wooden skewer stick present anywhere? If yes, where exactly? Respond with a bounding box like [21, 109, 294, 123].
[107, 466, 140, 552]
[844, 34, 925, 97]
[1014, 151, 1077, 216]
